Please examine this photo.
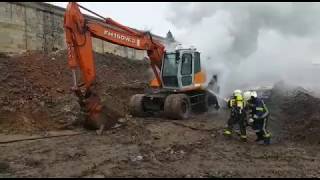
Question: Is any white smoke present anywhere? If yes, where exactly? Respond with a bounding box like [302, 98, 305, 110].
[166, 2, 320, 98]
[163, 40, 179, 52]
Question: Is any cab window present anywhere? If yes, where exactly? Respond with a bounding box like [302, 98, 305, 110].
[194, 52, 201, 73]
[181, 53, 192, 75]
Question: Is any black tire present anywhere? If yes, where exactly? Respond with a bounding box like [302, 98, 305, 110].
[198, 92, 209, 112]
[129, 94, 147, 117]
[164, 94, 191, 120]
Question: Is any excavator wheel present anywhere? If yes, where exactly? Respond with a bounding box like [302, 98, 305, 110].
[196, 92, 209, 113]
[164, 94, 191, 120]
[129, 94, 148, 117]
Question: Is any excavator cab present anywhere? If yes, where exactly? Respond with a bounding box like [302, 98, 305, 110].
[130, 47, 217, 120]
[161, 48, 204, 91]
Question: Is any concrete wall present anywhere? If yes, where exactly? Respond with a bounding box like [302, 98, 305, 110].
[0, 2, 172, 60]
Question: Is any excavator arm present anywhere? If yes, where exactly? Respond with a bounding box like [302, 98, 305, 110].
[64, 2, 165, 129]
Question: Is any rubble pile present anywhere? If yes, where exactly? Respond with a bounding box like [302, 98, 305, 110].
[0, 50, 149, 134]
[269, 82, 320, 144]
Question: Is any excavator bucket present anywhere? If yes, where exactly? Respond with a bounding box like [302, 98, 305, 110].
[79, 90, 122, 131]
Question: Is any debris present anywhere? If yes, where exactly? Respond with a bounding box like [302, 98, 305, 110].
[56, 88, 64, 93]
[131, 155, 143, 162]
[136, 155, 143, 161]
[112, 123, 122, 129]
[118, 118, 127, 123]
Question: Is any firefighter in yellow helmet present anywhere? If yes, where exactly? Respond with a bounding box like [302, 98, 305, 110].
[223, 89, 247, 142]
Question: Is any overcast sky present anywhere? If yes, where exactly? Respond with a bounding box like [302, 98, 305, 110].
[48, 2, 179, 37]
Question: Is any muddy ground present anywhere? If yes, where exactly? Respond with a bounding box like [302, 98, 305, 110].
[0, 51, 319, 178]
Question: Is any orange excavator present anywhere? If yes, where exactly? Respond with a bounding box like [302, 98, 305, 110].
[64, 2, 219, 130]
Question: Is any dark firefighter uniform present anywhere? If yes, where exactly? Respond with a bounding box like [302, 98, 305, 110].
[248, 96, 271, 145]
[224, 93, 247, 142]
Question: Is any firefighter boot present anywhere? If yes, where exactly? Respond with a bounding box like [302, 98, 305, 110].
[255, 132, 264, 142]
[240, 135, 247, 142]
[263, 133, 271, 145]
[223, 129, 232, 137]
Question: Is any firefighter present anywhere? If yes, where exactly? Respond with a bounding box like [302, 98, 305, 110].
[243, 90, 253, 127]
[223, 89, 247, 142]
[247, 91, 271, 145]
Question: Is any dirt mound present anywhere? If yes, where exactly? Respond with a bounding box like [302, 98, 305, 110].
[268, 82, 320, 144]
[0, 50, 149, 134]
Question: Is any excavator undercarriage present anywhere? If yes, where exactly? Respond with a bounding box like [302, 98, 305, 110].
[130, 89, 219, 120]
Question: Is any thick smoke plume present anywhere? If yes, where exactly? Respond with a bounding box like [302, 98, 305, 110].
[166, 2, 320, 97]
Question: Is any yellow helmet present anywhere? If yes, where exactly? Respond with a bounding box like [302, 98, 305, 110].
[233, 89, 242, 96]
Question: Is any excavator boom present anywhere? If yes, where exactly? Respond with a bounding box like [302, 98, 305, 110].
[64, 2, 164, 89]
[64, 2, 165, 129]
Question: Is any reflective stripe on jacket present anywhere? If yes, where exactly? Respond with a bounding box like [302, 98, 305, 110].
[253, 98, 269, 119]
